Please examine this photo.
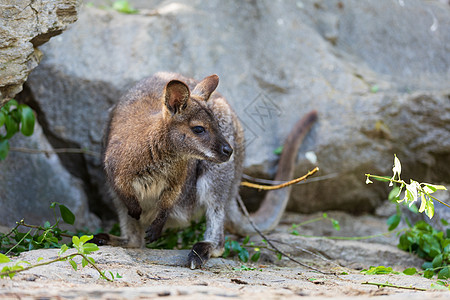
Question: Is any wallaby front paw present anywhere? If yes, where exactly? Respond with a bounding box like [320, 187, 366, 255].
[144, 228, 162, 243]
[188, 241, 213, 269]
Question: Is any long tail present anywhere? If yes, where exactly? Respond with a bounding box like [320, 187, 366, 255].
[226, 110, 318, 235]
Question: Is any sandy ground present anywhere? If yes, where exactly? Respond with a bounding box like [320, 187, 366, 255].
[1, 212, 449, 299]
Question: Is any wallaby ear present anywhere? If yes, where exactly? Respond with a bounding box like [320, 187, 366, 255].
[164, 80, 190, 114]
[192, 74, 219, 101]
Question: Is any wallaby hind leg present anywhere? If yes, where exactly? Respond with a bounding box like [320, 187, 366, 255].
[188, 162, 235, 269]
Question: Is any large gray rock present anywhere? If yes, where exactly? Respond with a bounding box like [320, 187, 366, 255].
[0, 0, 81, 106]
[0, 123, 100, 229]
[24, 1, 450, 220]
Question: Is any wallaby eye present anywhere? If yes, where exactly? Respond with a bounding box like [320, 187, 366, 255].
[191, 126, 206, 134]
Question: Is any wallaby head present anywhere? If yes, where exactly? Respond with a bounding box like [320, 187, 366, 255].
[162, 75, 233, 164]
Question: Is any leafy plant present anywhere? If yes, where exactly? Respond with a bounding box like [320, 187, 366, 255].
[365, 155, 449, 280]
[398, 220, 450, 279]
[0, 204, 119, 281]
[0, 202, 75, 255]
[146, 217, 206, 250]
[223, 236, 265, 263]
[0, 235, 117, 281]
[0, 99, 35, 160]
[366, 155, 448, 220]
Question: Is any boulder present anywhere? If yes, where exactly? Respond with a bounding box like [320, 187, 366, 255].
[0, 123, 100, 230]
[0, 0, 81, 106]
[23, 0, 450, 221]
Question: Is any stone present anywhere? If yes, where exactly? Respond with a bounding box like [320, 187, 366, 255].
[0, 122, 100, 230]
[23, 1, 450, 221]
[0, 0, 81, 106]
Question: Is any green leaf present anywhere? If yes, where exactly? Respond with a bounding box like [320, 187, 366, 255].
[59, 204, 75, 225]
[81, 257, 88, 268]
[5, 99, 18, 109]
[425, 199, 434, 219]
[0, 139, 9, 160]
[4, 112, 19, 139]
[242, 236, 250, 245]
[372, 176, 391, 182]
[0, 111, 5, 127]
[112, 0, 138, 14]
[72, 236, 80, 247]
[370, 84, 379, 93]
[276, 252, 282, 260]
[238, 248, 249, 262]
[432, 254, 443, 268]
[273, 146, 283, 155]
[388, 185, 402, 202]
[18, 105, 35, 136]
[423, 184, 447, 194]
[0, 253, 11, 263]
[82, 243, 99, 254]
[69, 259, 78, 271]
[251, 251, 261, 262]
[79, 235, 93, 244]
[423, 269, 435, 279]
[387, 214, 401, 231]
[231, 241, 241, 253]
[441, 219, 449, 226]
[402, 268, 417, 275]
[438, 267, 450, 279]
[58, 244, 69, 256]
[332, 220, 340, 231]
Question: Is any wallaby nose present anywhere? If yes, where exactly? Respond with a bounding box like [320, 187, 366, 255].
[221, 143, 233, 158]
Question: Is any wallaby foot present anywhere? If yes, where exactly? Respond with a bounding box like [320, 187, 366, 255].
[188, 241, 215, 269]
[92, 233, 111, 246]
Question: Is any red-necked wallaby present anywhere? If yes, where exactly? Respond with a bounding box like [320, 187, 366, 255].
[94, 72, 317, 269]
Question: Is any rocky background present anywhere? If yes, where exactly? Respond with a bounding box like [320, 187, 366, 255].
[1, 0, 449, 230]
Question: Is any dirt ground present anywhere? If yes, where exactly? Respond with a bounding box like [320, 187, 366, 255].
[1, 212, 449, 299]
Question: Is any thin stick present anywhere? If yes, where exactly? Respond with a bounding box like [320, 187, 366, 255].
[242, 172, 338, 185]
[236, 194, 334, 275]
[241, 167, 319, 190]
[362, 281, 427, 291]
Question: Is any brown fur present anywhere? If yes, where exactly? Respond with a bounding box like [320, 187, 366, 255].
[95, 72, 317, 269]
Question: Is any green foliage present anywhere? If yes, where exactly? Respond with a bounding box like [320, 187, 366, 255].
[0, 203, 77, 255]
[361, 266, 418, 276]
[273, 145, 283, 155]
[223, 236, 262, 263]
[366, 155, 448, 220]
[291, 213, 340, 236]
[146, 217, 206, 250]
[112, 0, 138, 14]
[398, 221, 450, 279]
[233, 265, 257, 271]
[0, 99, 35, 160]
[0, 205, 118, 281]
